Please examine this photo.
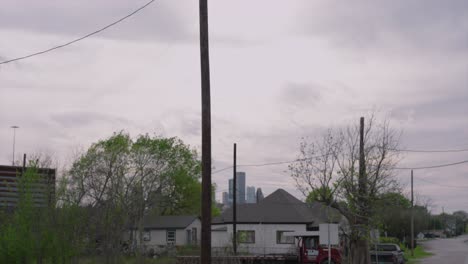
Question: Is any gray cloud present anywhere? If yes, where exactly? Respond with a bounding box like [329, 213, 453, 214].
[50, 111, 130, 128]
[279, 82, 322, 108]
[0, 0, 195, 43]
[296, 0, 468, 53]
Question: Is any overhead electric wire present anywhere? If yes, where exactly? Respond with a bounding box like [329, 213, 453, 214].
[415, 176, 468, 189]
[385, 147, 468, 153]
[212, 154, 329, 174]
[393, 159, 468, 170]
[212, 166, 233, 174]
[213, 157, 468, 174]
[0, 0, 156, 65]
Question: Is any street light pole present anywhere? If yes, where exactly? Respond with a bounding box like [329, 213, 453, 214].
[11, 126, 19, 166]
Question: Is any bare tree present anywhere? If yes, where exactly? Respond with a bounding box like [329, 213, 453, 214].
[289, 116, 402, 264]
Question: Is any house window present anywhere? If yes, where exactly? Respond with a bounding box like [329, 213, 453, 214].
[237, 230, 255, 244]
[277, 231, 295, 244]
[167, 230, 176, 244]
[192, 228, 198, 244]
[143, 231, 151, 241]
[186, 230, 192, 245]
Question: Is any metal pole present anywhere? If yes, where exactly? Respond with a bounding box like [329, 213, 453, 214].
[11, 126, 19, 165]
[411, 170, 414, 256]
[233, 143, 237, 254]
[199, 0, 212, 263]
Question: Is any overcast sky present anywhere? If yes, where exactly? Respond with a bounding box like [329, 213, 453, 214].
[0, 0, 467, 213]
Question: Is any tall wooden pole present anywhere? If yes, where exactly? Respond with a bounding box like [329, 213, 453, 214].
[358, 117, 367, 217]
[411, 170, 414, 256]
[199, 0, 212, 263]
[233, 143, 237, 254]
[358, 117, 370, 264]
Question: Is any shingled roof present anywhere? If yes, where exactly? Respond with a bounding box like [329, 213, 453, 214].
[213, 189, 339, 225]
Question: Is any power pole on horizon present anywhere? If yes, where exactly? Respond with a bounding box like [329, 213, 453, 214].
[199, 0, 212, 263]
[411, 169, 414, 257]
[358, 117, 371, 264]
[233, 143, 237, 254]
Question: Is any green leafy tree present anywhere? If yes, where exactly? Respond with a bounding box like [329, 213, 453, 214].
[373, 192, 432, 241]
[66, 132, 202, 262]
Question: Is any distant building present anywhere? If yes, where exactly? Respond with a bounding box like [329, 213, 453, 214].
[228, 179, 233, 200]
[228, 172, 246, 204]
[256, 188, 264, 202]
[222, 192, 230, 206]
[237, 172, 246, 204]
[246, 186, 256, 203]
[0, 165, 55, 209]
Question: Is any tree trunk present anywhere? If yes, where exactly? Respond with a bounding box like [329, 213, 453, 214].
[136, 214, 145, 264]
[350, 239, 371, 264]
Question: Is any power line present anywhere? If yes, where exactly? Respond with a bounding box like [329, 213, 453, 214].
[394, 159, 468, 170]
[239, 159, 309, 167]
[415, 176, 468, 189]
[213, 157, 468, 175]
[0, 0, 156, 65]
[388, 147, 468, 153]
[212, 154, 329, 175]
[212, 166, 232, 174]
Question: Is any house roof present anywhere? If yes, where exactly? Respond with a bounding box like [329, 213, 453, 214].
[139, 215, 198, 230]
[212, 189, 340, 225]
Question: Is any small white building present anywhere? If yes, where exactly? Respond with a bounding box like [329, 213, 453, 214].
[211, 189, 345, 255]
[130, 215, 201, 252]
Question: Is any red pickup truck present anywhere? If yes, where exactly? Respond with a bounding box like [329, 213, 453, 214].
[294, 234, 342, 264]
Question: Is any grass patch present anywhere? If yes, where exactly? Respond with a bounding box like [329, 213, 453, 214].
[403, 245, 433, 264]
[77, 256, 176, 264]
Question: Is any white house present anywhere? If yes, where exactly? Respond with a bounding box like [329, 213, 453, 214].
[130, 215, 201, 252]
[211, 189, 345, 255]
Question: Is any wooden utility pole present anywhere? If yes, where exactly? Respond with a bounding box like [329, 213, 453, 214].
[358, 117, 367, 216]
[411, 169, 414, 256]
[199, 0, 212, 263]
[358, 117, 371, 264]
[233, 143, 237, 254]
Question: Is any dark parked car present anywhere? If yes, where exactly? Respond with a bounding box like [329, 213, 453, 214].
[371, 244, 405, 264]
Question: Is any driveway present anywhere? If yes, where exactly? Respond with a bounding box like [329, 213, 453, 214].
[419, 235, 468, 264]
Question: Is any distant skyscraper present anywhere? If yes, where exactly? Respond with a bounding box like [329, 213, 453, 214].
[228, 179, 233, 200]
[246, 186, 256, 203]
[237, 172, 246, 204]
[227, 172, 247, 204]
[222, 192, 230, 206]
[256, 188, 264, 202]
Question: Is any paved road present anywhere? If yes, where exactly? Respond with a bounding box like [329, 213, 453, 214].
[419, 235, 468, 264]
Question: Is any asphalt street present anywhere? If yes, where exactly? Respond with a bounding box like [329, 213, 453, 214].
[419, 235, 468, 264]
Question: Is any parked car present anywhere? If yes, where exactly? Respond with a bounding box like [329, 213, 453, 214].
[370, 251, 398, 264]
[370, 244, 405, 264]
